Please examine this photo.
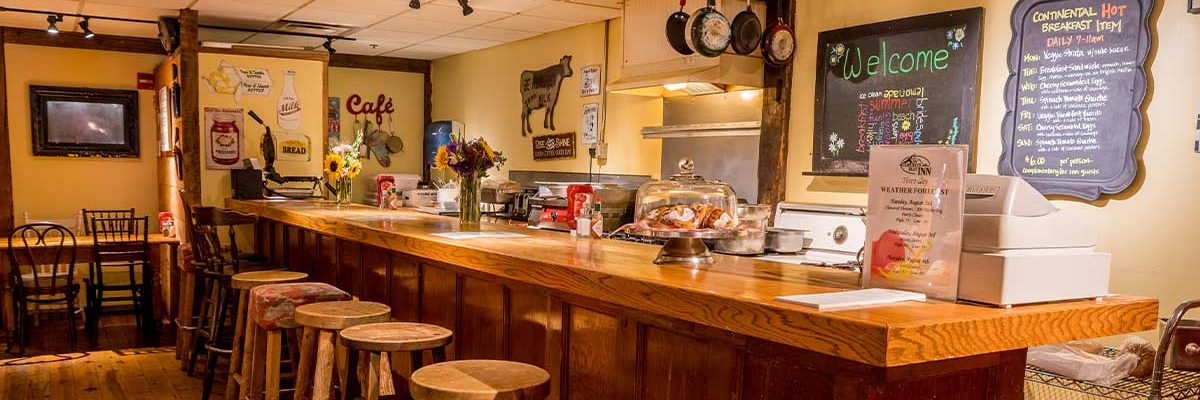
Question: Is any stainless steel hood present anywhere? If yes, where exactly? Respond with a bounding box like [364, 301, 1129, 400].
[648, 90, 763, 202]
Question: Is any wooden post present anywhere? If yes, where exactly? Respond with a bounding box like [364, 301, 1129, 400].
[0, 29, 13, 237]
[177, 10, 202, 207]
[757, 0, 796, 217]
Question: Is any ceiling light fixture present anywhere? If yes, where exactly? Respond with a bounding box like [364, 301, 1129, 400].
[80, 17, 95, 39]
[322, 38, 336, 55]
[457, 0, 474, 15]
[46, 14, 60, 33]
[410, 0, 421, 9]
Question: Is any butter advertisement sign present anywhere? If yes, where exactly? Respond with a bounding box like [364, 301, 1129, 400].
[863, 145, 966, 300]
[275, 133, 311, 162]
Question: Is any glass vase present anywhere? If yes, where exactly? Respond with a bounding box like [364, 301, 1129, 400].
[335, 177, 353, 205]
[459, 175, 481, 230]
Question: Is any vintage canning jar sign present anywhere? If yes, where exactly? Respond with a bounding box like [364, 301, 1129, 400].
[204, 107, 243, 170]
[863, 145, 966, 300]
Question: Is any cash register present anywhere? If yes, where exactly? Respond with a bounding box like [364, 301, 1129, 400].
[958, 174, 1110, 307]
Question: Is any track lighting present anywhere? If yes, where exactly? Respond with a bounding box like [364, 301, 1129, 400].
[80, 17, 95, 39]
[46, 14, 60, 33]
[458, 0, 473, 16]
[410, 0, 421, 9]
[322, 38, 336, 55]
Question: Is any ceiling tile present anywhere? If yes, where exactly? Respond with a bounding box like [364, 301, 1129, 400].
[423, 35, 499, 51]
[0, 13, 79, 32]
[80, 2, 177, 21]
[383, 43, 460, 60]
[192, 0, 306, 28]
[285, 7, 390, 27]
[85, 0, 192, 8]
[199, 27, 254, 43]
[567, 0, 623, 9]
[82, 19, 160, 38]
[351, 27, 437, 44]
[374, 14, 471, 36]
[241, 32, 325, 48]
[431, 0, 552, 13]
[450, 25, 539, 42]
[522, 1, 620, 22]
[401, 3, 510, 25]
[484, 15, 574, 33]
[327, 39, 407, 56]
[0, 0, 79, 14]
[301, 0, 410, 14]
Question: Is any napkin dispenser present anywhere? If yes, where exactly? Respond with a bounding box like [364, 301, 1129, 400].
[957, 175, 1110, 307]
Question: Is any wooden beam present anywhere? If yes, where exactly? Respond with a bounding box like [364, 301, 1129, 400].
[177, 10, 202, 207]
[329, 53, 431, 74]
[757, 0, 796, 213]
[2, 27, 163, 55]
[200, 46, 329, 63]
[422, 70, 433, 182]
[0, 30, 13, 235]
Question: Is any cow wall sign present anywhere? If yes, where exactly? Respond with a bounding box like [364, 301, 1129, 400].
[532, 132, 577, 160]
[520, 55, 573, 136]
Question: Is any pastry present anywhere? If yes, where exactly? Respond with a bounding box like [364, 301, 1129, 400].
[663, 205, 699, 229]
[703, 208, 734, 229]
[1119, 336, 1156, 379]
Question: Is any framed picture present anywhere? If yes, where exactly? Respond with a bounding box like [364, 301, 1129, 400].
[31, 85, 139, 158]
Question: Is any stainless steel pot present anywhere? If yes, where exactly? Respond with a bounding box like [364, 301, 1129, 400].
[765, 227, 809, 253]
[713, 204, 771, 255]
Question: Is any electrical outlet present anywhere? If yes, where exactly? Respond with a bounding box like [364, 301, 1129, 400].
[590, 142, 608, 160]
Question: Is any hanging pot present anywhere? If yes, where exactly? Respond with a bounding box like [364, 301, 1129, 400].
[730, 0, 762, 55]
[686, 0, 731, 58]
[761, 0, 795, 66]
[665, 0, 694, 56]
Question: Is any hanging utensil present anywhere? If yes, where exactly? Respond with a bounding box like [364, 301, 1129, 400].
[384, 115, 404, 154]
[730, 0, 762, 55]
[666, 0, 693, 55]
[686, 0, 732, 58]
[761, 0, 795, 66]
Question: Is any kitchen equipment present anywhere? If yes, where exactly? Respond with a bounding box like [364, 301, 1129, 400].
[713, 204, 770, 255]
[1163, 315, 1200, 371]
[730, 0, 762, 55]
[528, 196, 571, 232]
[666, 0, 694, 55]
[686, 0, 732, 58]
[403, 189, 438, 208]
[957, 175, 1110, 308]
[482, 179, 523, 204]
[629, 158, 738, 264]
[765, 227, 809, 253]
[755, 203, 865, 271]
[761, 0, 795, 66]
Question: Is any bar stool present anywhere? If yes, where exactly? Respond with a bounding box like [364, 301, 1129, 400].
[222, 270, 309, 400]
[339, 322, 453, 400]
[240, 282, 351, 400]
[294, 300, 392, 400]
[409, 360, 551, 400]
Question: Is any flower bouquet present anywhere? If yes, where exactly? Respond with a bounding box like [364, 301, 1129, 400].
[433, 133, 506, 228]
[324, 142, 363, 204]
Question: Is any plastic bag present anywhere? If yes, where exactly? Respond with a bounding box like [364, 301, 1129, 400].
[1028, 342, 1138, 386]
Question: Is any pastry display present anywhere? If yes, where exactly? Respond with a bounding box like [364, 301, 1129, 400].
[639, 204, 734, 231]
[626, 158, 739, 264]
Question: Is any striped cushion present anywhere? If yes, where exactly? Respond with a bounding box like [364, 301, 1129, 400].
[250, 282, 349, 330]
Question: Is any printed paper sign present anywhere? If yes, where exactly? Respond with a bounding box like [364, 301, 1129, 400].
[580, 64, 601, 96]
[275, 132, 311, 162]
[581, 103, 599, 144]
[863, 145, 967, 300]
[204, 107, 244, 169]
[236, 66, 272, 97]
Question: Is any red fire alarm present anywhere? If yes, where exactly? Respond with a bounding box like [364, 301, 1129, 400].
[137, 72, 154, 90]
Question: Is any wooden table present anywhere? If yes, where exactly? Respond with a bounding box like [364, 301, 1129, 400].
[0, 233, 181, 339]
[230, 199, 1158, 400]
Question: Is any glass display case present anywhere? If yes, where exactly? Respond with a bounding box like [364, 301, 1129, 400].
[628, 158, 740, 264]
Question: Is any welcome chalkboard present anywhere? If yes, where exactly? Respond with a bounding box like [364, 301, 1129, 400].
[999, 0, 1152, 200]
[811, 8, 983, 176]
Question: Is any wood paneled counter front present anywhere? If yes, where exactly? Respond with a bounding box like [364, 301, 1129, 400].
[228, 199, 1157, 399]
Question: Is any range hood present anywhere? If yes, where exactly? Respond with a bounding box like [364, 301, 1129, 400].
[611, 0, 764, 96]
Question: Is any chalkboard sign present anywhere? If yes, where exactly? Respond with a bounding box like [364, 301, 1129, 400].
[811, 8, 984, 176]
[999, 0, 1152, 200]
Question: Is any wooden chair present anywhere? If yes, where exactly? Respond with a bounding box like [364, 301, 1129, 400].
[6, 223, 82, 356]
[222, 270, 309, 400]
[293, 301, 392, 400]
[339, 322, 453, 400]
[409, 360, 551, 400]
[81, 208, 136, 236]
[86, 216, 151, 338]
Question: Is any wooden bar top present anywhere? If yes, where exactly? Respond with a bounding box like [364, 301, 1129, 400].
[227, 199, 1158, 367]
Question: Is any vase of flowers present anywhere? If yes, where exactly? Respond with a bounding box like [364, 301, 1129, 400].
[434, 133, 506, 230]
[324, 143, 363, 205]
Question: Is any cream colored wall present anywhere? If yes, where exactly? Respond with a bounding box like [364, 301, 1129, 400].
[786, 0, 1196, 316]
[431, 19, 663, 180]
[6, 44, 164, 224]
[197, 53, 325, 206]
[327, 67, 425, 203]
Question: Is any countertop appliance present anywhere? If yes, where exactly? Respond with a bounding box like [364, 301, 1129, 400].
[755, 203, 866, 271]
[507, 171, 646, 233]
[957, 175, 1109, 308]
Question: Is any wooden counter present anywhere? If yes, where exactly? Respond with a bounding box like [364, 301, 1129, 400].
[229, 199, 1157, 399]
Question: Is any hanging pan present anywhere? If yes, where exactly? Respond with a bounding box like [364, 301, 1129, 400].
[730, 0, 762, 55]
[665, 0, 694, 55]
[686, 0, 731, 58]
[761, 0, 795, 66]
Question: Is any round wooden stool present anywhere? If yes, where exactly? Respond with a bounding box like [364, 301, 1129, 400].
[339, 322, 454, 400]
[294, 300, 392, 400]
[225, 271, 308, 400]
[241, 282, 351, 400]
[410, 360, 551, 400]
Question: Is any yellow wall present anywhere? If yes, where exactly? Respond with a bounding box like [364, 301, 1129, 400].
[786, 0, 1195, 316]
[431, 19, 663, 180]
[327, 67, 425, 202]
[6, 44, 164, 224]
[197, 53, 325, 206]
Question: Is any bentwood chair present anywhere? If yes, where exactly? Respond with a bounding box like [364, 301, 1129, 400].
[7, 223, 82, 356]
[86, 216, 152, 338]
[81, 208, 135, 236]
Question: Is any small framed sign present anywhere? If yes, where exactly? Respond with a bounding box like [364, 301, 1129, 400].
[580, 64, 601, 96]
[533, 132, 576, 160]
[582, 103, 599, 144]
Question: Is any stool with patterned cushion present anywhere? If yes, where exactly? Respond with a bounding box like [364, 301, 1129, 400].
[293, 300, 392, 400]
[239, 282, 350, 400]
[224, 271, 309, 400]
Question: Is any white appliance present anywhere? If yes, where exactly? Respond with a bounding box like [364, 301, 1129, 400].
[757, 203, 866, 270]
[957, 175, 1110, 308]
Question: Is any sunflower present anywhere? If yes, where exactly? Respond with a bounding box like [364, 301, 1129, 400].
[324, 153, 345, 179]
[434, 146, 450, 171]
[481, 140, 496, 160]
[347, 160, 362, 178]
